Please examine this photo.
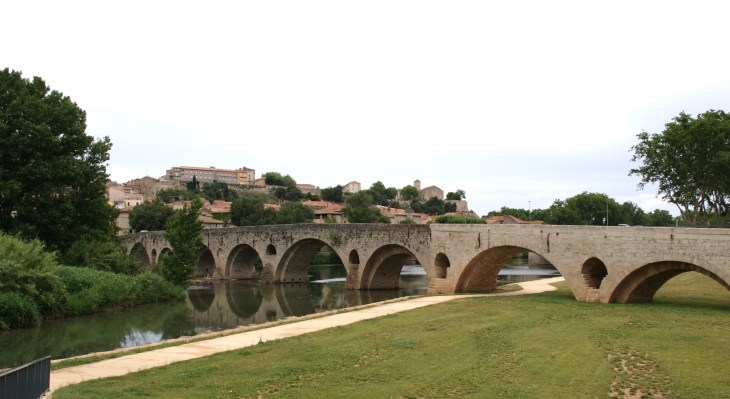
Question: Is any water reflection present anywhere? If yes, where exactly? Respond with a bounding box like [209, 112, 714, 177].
[0, 259, 559, 368]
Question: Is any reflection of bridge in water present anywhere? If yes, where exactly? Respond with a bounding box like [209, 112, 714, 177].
[125, 224, 730, 304]
[185, 280, 415, 333]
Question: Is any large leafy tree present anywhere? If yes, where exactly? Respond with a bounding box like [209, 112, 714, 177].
[630, 110, 730, 227]
[343, 191, 390, 223]
[129, 199, 176, 232]
[446, 189, 466, 200]
[230, 196, 278, 226]
[399, 185, 419, 201]
[321, 186, 344, 203]
[545, 192, 622, 226]
[0, 69, 117, 252]
[277, 202, 314, 224]
[161, 197, 204, 286]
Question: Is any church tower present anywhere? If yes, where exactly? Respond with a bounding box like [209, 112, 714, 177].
[414, 179, 421, 191]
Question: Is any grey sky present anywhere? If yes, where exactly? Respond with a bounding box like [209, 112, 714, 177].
[4, 0, 729, 216]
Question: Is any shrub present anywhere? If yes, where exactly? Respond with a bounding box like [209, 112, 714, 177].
[433, 215, 487, 224]
[0, 291, 42, 328]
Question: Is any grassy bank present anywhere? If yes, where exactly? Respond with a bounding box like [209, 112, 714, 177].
[55, 273, 730, 398]
[0, 233, 185, 329]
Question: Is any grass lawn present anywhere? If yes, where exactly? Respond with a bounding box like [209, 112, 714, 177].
[55, 273, 730, 399]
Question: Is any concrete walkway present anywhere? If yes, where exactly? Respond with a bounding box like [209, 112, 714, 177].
[50, 277, 564, 392]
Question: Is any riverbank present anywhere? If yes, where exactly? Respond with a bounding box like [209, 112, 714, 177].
[52, 273, 730, 398]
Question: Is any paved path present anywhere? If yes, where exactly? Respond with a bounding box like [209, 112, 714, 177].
[50, 277, 564, 392]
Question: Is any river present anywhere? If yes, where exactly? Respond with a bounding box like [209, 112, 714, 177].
[0, 258, 559, 368]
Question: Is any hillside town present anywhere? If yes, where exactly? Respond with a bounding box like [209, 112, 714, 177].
[106, 165, 508, 234]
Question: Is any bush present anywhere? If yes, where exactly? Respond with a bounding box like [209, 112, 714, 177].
[0, 233, 67, 318]
[433, 215, 487, 224]
[0, 292, 42, 328]
[59, 239, 140, 275]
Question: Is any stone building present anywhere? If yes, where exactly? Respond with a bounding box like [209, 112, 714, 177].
[419, 185, 444, 201]
[236, 167, 256, 185]
[343, 181, 361, 193]
[165, 166, 247, 185]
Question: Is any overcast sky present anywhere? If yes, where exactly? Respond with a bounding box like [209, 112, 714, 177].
[4, 0, 729, 216]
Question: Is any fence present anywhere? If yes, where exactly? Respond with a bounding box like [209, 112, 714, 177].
[0, 356, 50, 399]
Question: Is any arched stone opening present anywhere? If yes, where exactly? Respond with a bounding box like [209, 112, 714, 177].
[226, 244, 261, 279]
[455, 246, 546, 292]
[196, 247, 217, 277]
[349, 249, 360, 265]
[434, 253, 450, 279]
[224, 281, 263, 318]
[582, 257, 608, 289]
[609, 261, 730, 303]
[359, 244, 423, 290]
[266, 244, 277, 255]
[275, 239, 344, 283]
[129, 242, 151, 269]
[151, 249, 158, 264]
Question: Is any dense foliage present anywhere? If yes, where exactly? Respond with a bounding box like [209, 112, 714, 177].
[445, 189, 466, 200]
[630, 110, 730, 227]
[321, 186, 344, 203]
[0, 234, 184, 329]
[277, 202, 315, 224]
[0, 69, 118, 253]
[342, 192, 390, 223]
[399, 185, 419, 201]
[486, 193, 676, 226]
[58, 239, 140, 275]
[262, 172, 296, 187]
[161, 198, 204, 286]
[434, 215, 486, 224]
[367, 181, 398, 206]
[230, 197, 279, 226]
[129, 199, 176, 232]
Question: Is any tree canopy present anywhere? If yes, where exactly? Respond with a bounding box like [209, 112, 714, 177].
[342, 191, 390, 223]
[230, 197, 278, 226]
[263, 172, 296, 188]
[161, 197, 204, 285]
[630, 110, 730, 227]
[399, 185, 419, 201]
[0, 68, 117, 252]
[321, 186, 344, 203]
[129, 199, 176, 232]
[446, 189, 466, 200]
[277, 202, 315, 224]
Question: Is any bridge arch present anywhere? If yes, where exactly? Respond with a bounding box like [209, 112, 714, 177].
[360, 244, 424, 290]
[188, 286, 215, 312]
[275, 239, 346, 283]
[129, 242, 151, 269]
[226, 244, 261, 279]
[196, 246, 217, 277]
[349, 249, 360, 265]
[434, 253, 450, 279]
[582, 257, 608, 289]
[455, 245, 554, 293]
[609, 261, 730, 303]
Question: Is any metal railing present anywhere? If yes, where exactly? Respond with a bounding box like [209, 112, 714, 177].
[0, 356, 50, 399]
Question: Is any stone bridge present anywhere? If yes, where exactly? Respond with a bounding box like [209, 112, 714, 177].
[123, 224, 730, 304]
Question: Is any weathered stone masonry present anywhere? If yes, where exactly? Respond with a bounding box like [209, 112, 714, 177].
[124, 224, 730, 304]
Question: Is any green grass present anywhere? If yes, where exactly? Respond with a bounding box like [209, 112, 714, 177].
[55, 273, 730, 398]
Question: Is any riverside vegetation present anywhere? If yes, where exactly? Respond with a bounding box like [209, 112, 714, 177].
[0, 233, 185, 330]
[54, 272, 730, 399]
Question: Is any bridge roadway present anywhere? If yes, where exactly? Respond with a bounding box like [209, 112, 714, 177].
[124, 224, 730, 304]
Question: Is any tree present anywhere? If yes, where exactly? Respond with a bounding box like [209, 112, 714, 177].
[398, 218, 415, 225]
[545, 192, 622, 226]
[619, 201, 646, 226]
[201, 182, 237, 202]
[367, 181, 390, 206]
[0, 69, 118, 253]
[646, 209, 675, 226]
[129, 199, 176, 232]
[156, 188, 194, 203]
[321, 186, 344, 203]
[400, 185, 419, 201]
[263, 172, 297, 188]
[230, 197, 278, 226]
[630, 110, 730, 227]
[161, 197, 204, 285]
[446, 189, 466, 200]
[186, 175, 200, 193]
[424, 197, 446, 215]
[342, 192, 390, 223]
[277, 202, 314, 224]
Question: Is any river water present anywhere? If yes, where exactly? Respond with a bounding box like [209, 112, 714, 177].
[0, 258, 559, 368]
